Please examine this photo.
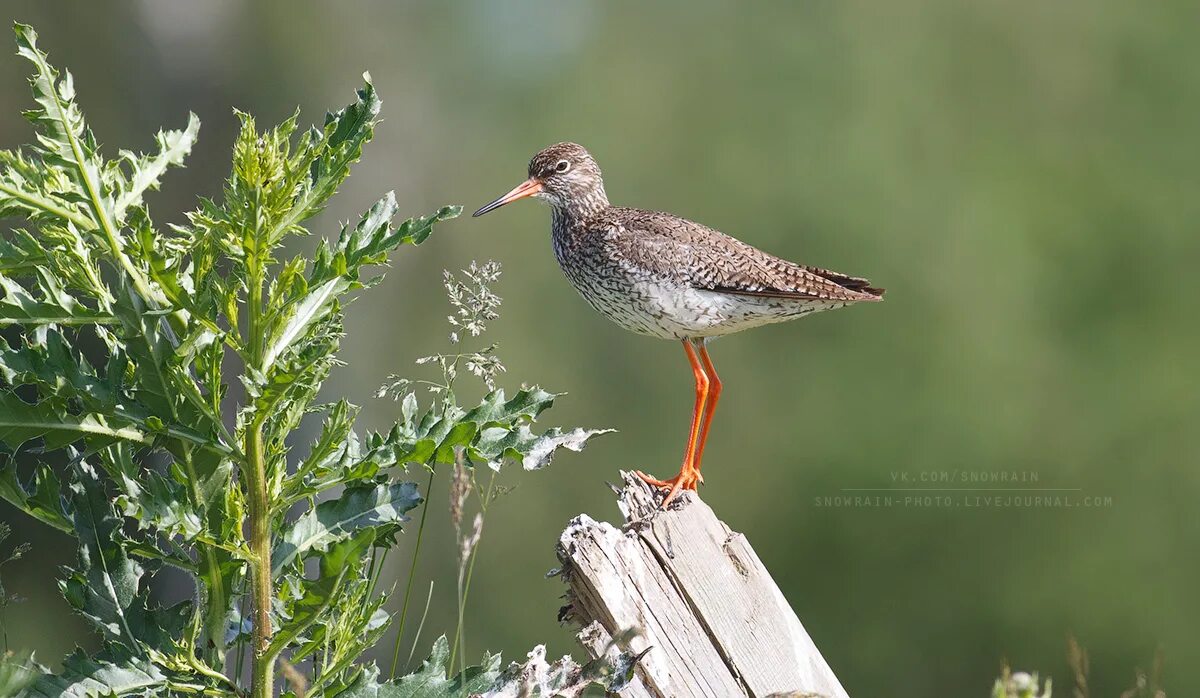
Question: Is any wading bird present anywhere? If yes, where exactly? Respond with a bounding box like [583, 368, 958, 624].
[474, 143, 883, 506]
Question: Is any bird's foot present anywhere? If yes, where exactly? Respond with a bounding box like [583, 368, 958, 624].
[634, 468, 704, 488]
[634, 468, 702, 508]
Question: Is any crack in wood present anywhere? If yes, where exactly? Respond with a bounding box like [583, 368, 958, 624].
[555, 472, 850, 698]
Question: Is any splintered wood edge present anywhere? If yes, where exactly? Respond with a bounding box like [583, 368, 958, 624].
[556, 492, 742, 695]
[555, 471, 847, 698]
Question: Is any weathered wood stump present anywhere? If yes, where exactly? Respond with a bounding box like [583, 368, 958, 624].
[556, 472, 850, 698]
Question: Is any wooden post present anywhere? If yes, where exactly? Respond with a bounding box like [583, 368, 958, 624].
[556, 472, 850, 698]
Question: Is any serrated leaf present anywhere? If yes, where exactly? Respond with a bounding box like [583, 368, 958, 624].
[272, 482, 421, 575]
[114, 112, 199, 219]
[463, 387, 558, 422]
[13, 22, 159, 303]
[266, 75, 382, 243]
[474, 426, 613, 471]
[340, 638, 501, 698]
[267, 531, 371, 662]
[127, 468, 203, 539]
[59, 462, 143, 646]
[22, 647, 168, 698]
[109, 284, 186, 419]
[14, 23, 93, 167]
[0, 272, 113, 326]
[0, 148, 90, 230]
[352, 388, 610, 475]
[0, 390, 150, 453]
[264, 195, 459, 380]
[0, 460, 70, 533]
[57, 461, 194, 659]
[0, 227, 46, 275]
[0, 329, 118, 411]
[264, 193, 397, 372]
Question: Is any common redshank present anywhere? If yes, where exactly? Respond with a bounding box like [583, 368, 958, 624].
[474, 143, 883, 507]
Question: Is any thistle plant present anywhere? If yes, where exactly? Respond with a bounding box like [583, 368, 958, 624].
[0, 24, 617, 697]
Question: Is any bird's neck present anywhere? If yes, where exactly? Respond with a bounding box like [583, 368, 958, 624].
[552, 185, 610, 227]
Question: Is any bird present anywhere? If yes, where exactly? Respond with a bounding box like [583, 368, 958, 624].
[473, 143, 883, 507]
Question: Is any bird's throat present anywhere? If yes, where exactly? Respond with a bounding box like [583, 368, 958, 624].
[550, 184, 609, 227]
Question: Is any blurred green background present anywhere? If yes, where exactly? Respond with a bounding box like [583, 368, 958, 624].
[2, 1, 1198, 695]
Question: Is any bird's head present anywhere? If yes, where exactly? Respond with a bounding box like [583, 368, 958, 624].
[473, 142, 608, 218]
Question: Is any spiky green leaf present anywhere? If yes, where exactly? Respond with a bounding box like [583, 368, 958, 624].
[272, 482, 421, 575]
[340, 638, 500, 698]
[58, 462, 143, 646]
[266, 74, 382, 243]
[114, 113, 199, 219]
[356, 387, 609, 474]
[13, 23, 159, 303]
[0, 459, 70, 532]
[473, 425, 614, 471]
[22, 648, 168, 698]
[0, 272, 112, 326]
[0, 391, 149, 452]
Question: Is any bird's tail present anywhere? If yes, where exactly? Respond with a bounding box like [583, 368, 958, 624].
[803, 265, 885, 299]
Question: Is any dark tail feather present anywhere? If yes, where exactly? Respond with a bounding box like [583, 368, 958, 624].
[855, 283, 885, 299]
[803, 265, 885, 299]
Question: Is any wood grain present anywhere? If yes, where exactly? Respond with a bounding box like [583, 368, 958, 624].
[556, 472, 849, 698]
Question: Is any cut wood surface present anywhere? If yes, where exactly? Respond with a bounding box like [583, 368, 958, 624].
[556, 472, 850, 698]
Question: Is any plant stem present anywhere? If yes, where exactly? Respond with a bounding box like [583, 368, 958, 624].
[246, 424, 273, 698]
[406, 580, 436, 666]
[246, 240, 274, 698]
[389, 466, 436, 678]
[448, 471, 496, 675]
[448, 545, 476, 675]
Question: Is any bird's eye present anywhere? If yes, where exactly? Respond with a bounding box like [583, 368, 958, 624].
[554, 159, 570, 173]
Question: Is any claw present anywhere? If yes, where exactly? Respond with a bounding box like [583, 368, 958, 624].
[635, 468, 701, 508]
[634, 470, 674, 488]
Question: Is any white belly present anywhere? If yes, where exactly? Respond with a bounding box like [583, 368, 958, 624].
[572, 272, 840, 340]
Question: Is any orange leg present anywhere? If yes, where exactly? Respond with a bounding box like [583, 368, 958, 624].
[636, 340, 708, 506]
[691, 341, 722, 481]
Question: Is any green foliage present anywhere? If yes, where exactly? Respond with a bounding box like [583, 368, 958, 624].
[0, 23, 610, 697]
[0, 652, 39, 698]
[273, 482, 422, 575]
[343, 638, 499, 698]
[17, 649, 169, 698]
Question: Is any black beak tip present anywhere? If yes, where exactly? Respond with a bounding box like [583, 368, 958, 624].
[472, 201, 498, 218]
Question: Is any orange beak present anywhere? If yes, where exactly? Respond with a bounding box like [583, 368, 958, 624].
[472, 178, 543, 217]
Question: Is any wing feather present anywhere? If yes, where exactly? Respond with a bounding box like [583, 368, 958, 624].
[598, 207, 884, 301]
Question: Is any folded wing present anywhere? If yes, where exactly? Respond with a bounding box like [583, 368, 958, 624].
[603, 207, 884, 302]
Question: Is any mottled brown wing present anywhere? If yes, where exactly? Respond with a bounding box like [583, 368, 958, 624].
[600, 207, 884, 301]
